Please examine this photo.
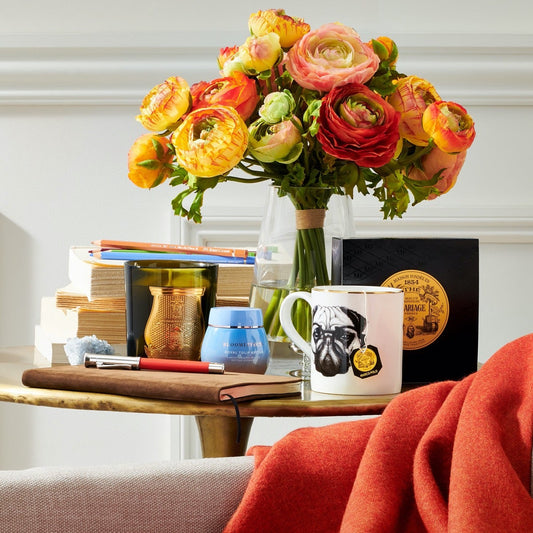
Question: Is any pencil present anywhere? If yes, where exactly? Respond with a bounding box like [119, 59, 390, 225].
[91, 250, 255, 264]
[92, 239, 250, 259]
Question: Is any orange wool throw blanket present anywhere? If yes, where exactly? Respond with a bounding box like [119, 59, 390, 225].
[224, 334, 533, 533]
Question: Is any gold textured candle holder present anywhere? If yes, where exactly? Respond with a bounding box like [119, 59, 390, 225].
[124, 260, 218, 358]
[144, 286, 206, 360]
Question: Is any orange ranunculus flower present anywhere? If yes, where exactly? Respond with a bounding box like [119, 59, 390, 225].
[136, 76, 191, 132]
[249, 9, 310, 48]
[423, 101, 476, 153]
[128, 134, 173, 189]
[388, 76, 441, 146]
[218, 46, 239, 71]
[190, 72, 259, 121]
[171, 106, 248, 178]
[369, 36, 398, 67]
[408, 147, 467, 199]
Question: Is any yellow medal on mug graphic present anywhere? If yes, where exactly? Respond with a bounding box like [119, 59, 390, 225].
[382, 270, 450, 350]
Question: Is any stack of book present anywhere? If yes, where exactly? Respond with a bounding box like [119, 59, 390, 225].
[90, 239, 255, 307]
[35, 246, 127, 364]
[35, 241, 256, 363]
[215, 264, 254, 307]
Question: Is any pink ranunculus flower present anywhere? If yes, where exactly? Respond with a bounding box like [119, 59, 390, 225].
[408, 147, 467, 199]
[285, 23, 380, 92]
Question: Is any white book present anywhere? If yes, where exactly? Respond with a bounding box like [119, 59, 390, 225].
[34, 324, 127, 365]
[34, 324, 69, 364]
[67, 246, 126, 301]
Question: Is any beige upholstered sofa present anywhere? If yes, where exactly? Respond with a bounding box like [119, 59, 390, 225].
[0, 456, 254, 533]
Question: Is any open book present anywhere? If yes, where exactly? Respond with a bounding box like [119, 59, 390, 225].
[22, 365, 302, 404]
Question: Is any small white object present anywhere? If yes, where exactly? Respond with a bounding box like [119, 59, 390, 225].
[64, 335, 115, 365]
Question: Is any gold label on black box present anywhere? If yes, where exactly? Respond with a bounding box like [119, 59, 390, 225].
[382, 269, 450, 351]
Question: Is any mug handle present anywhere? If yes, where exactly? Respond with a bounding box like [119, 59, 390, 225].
[279, 291, 313, 360]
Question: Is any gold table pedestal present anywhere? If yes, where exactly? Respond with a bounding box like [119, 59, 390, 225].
[195, 416, 254, 457]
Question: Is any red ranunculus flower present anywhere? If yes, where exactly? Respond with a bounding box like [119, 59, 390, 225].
[190, 71, 259, 121]
[317, 83, 400, 168]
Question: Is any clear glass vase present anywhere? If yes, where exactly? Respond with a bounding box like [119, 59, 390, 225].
[249, 186, 356, 377]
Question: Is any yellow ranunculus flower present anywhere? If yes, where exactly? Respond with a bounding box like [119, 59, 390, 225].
[171, 106, 248, 178]
[249, 9, 310, 48]
[238, 33, 282, 75]
[388, 76, 441, 146]
[136, 76, 191, 132]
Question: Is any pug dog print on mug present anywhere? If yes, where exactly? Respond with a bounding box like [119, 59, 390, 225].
[280, 286, 404, 395]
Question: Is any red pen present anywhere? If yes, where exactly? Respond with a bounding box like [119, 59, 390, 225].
[84, 354, 225, 374]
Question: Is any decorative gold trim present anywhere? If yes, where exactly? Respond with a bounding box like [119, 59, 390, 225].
[313, 285, 403, 294]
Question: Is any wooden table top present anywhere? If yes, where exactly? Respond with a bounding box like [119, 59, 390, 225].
[0, 346, 402, 419]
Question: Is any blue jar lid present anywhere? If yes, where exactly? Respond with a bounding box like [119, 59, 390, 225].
[208, 307, 264, 328]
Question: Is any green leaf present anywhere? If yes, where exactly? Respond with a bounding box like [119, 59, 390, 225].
[151, 138, 165, 160]
[195, 176, 220, 192]
[371, 38, 389, 61]
[171, 188, 196, 220]
[136, 159, 159, 170]
[166, 142, 176, 155]
[404, 171, 442, 205]
[150, 170, 166, 188]
[188, 191, 205, 223]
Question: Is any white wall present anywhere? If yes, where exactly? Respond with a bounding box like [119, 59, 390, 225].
[1, 0, 532, 468]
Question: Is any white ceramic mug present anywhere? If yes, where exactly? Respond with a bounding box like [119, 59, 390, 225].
[280, 285, 404, 395]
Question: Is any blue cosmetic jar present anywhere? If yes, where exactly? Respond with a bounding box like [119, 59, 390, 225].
[200, 307, 270, 374]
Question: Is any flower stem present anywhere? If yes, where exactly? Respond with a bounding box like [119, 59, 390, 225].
[253, 189, 334, 345]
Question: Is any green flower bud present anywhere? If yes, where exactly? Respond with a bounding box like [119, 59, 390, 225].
[259, 90, 296, 124]
[248, 118, 303, 164]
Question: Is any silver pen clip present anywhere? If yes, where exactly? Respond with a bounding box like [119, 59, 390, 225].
[85, 354, 141, 370]
[94, 362, 135, 370]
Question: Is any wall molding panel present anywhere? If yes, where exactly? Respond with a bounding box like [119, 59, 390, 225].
[2, 33, 533, 106]
[177, 206, 533, 247]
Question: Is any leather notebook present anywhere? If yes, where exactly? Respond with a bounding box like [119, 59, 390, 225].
[22, 365, 302, 404]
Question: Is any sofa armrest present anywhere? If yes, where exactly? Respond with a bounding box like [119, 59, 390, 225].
[0, 456, 254, 533]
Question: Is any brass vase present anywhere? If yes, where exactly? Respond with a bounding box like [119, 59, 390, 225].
[144, 286, 206, 360]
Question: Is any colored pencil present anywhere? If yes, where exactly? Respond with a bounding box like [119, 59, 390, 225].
[91, 250, 255, 264]
[91, 239, 250, 259]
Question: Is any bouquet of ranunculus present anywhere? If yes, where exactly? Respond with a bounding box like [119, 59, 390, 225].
[128, 9, 476, 343]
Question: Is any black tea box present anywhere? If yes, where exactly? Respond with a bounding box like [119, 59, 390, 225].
[331, 238, 479, 384]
